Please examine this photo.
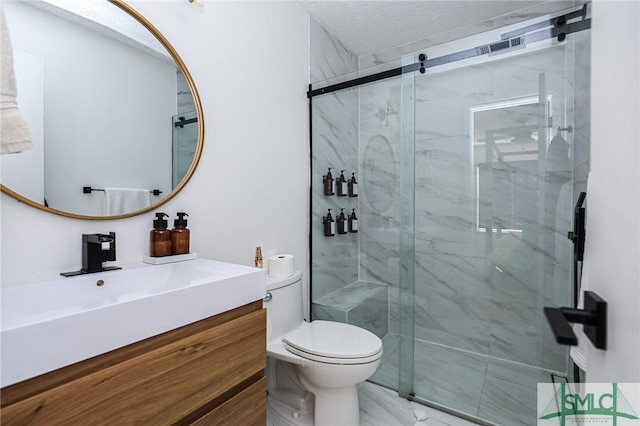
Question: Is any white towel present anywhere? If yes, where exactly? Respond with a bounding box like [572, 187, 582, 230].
[1, 7, 32, 155]
[103, 188, 151, 215]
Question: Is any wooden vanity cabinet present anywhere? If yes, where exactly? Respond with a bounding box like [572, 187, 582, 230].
[1, 301, 267, 425]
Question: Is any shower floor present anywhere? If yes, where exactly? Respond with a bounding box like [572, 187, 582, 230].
[371, 333, 561, 426]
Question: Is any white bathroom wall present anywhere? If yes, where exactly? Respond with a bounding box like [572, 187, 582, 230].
[585, 0, 640, 382]
[0, 0, 311, 308]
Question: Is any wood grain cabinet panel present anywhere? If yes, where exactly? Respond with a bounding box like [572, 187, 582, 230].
[190, 377, 267, 426]
[1, 302, 266, 426]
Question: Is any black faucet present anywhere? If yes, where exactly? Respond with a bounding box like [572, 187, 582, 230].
[61, 232, 122, 277]
[82, 232, 117, 273]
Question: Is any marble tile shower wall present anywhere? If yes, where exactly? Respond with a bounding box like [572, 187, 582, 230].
[310, 19, 359, 300]
[359, 79, 402, 287]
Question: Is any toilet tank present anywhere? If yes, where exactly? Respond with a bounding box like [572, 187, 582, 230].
[264, 271, 304, 340]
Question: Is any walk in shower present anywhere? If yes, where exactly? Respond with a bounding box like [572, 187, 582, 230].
[309, 5, 590, 425]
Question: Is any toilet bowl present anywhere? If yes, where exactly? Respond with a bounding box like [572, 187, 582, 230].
[264, 272, 383, 426]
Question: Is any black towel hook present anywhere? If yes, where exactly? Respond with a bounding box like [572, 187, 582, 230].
[544, 291, 607, 350]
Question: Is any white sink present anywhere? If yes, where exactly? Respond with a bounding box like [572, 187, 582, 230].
[1, 258, 266, 387]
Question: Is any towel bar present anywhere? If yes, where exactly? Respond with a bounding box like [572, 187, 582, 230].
[83, 186, 162, 196]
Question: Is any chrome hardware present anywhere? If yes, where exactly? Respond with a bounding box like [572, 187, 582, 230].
[264, 292, 272, 302]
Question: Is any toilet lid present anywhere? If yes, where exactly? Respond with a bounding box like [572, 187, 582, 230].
[282, 321, 382, 363]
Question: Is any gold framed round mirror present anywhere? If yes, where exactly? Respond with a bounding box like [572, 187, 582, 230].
[0, 0, 204, 220]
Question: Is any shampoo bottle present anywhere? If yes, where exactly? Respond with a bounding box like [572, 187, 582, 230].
[323, 168, 335, 196]
[171, 212, 190, 255]
[348, 209, 358, 233]
[348, 172, 358, 197]
[337, 208, 348, 234]
[323, 209, 335, 237]
[150, 212, 172, 257]
[337, 170, 348, 196]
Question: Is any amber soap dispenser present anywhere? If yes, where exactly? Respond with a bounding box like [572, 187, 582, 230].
[150, 212, 172, 257]
[171, 212, 190, 255]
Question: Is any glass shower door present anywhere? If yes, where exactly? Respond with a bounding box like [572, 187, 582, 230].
[406, 28, 588, 425]
[397, 54, 417, 399]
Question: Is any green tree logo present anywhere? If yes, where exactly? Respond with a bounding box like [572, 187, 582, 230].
[539, 383, 639, 425]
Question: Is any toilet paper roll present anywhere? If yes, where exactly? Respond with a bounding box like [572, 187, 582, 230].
[268, 254, 294, 277]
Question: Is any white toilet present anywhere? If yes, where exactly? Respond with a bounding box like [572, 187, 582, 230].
[264, 272, 383, 426]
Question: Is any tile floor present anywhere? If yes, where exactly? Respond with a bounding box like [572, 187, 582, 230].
[359, 381, 480, 426]
[370, 333, 564, 425]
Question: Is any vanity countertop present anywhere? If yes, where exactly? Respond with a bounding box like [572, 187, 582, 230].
[0, 259, 266, 387]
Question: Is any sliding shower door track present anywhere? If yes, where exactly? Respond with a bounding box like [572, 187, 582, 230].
[398, 391, 497, 426]
[307, 5, 590, 99]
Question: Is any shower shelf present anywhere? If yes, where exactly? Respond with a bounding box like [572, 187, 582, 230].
[312, 281, 388, 339]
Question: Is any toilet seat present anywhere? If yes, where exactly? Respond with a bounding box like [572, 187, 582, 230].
[282, 320, 383, 365]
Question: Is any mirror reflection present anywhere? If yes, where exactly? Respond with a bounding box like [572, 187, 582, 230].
[0, 0, 201, 218]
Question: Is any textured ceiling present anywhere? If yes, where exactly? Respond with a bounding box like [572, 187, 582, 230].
[299, 1, 575, 57]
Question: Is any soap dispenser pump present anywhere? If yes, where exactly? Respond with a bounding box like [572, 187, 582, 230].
[337, 170, 348, 196]
[337, 208, 348, 234]
[348, 172, 358, 197]
[150, 213, 172, 257]
[323, 168, 335, 196]
[323, 209, 335, 237]
[171, 212, 190, 255]
[348, 209, 358, 233]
